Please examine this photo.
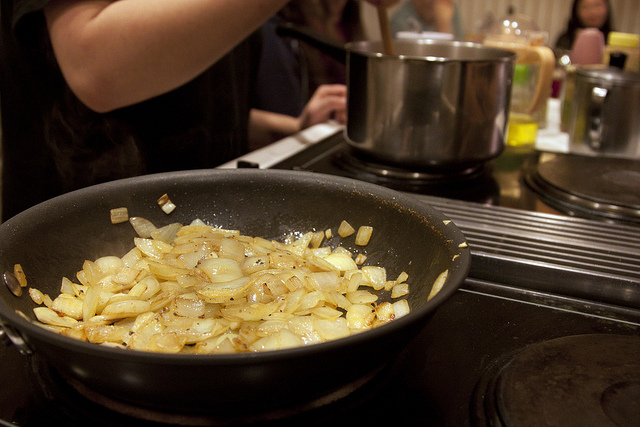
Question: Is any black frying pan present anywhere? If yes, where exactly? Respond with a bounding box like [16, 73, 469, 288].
[0, 169, 470, 418]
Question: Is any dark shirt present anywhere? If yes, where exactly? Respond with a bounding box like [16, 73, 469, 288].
[254, 15, 348, 117]
[0, 0, 261, 220]
[254, 16, 305, 117]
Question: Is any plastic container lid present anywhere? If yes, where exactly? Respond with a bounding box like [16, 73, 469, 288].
[577, 67, 640, 86]
[607, 32, 640, 48]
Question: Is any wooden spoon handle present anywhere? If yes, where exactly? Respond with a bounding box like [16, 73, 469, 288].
[377, 6, 394, 56]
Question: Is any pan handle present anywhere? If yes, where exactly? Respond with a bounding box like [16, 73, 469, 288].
[0, 317, 33, 355]
[275, 22, 347, 64]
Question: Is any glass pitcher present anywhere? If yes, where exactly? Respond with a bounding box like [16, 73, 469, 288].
[482, 13, 556, 148]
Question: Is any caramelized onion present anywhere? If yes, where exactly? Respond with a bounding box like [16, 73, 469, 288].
[27, 218, 412, 354]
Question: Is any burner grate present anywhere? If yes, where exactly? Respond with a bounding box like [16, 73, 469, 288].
[418, 195, 640, 308]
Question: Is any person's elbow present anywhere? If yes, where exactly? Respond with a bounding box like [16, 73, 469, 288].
[62, 68, 125, 113]
[59, 56, 183, 113]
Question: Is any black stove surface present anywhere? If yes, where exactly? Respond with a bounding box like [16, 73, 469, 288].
[268, 132, 542, 214]
[2, 278, 639, 427]
[268, 131, 640, 225]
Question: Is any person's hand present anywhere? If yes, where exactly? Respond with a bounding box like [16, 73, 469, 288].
[297, 84, 347, 131]
[248, 84, 346, 149]
[432, 0, 455, 34]
[412, 0, 454, 34]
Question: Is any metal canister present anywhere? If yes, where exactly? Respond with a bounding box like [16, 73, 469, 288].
[569, 68, 640, 159]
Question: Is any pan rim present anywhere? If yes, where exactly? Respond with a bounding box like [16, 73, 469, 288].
[0, 168, 470, 362]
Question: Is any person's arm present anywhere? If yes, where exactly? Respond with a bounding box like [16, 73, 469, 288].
[44, 0, 291, 112]
[248, 84, 347, 149]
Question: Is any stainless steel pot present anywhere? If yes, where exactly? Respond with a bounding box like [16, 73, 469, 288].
[277, 24, 516, 170]
[569, 68, 640, 159]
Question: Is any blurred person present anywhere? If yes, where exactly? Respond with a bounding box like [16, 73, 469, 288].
[254, 0, 364, 124]
[555, 0, 613, 51]
[389, 0, 464, 40]
[0, 0, 397, 220]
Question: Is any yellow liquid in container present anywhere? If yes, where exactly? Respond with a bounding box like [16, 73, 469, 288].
[507, 113, 538, 147]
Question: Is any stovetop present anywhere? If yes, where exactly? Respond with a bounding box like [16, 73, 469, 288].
[2, 131, 640, 427]
[2, 278, 639, 427]
[266, 131, 640, 226]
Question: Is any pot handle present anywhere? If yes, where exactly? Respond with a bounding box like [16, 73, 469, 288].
[275, 22, 348, 64]
[587, 86, 608, 150]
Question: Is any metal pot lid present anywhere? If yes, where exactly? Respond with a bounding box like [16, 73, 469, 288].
[577, 67, 640, 85]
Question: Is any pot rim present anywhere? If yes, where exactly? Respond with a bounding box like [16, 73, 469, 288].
[346, 39, 517, 63]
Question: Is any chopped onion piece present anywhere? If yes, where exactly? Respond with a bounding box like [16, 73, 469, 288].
[362, 266, 386, 290]
[392, 299, 410, 318]
[95, 256, 124, 276]
[384, 280, 396, 291]
[29, 287, 45, 305]
[110, 207, 129, 224]
[346, 304, 374, 330]
[346, 290, 377, 304]
[312, 317, 350, 340]
[150, 223, 182, 244]
[198, 258, 243, 283]
[157, 194, 176, 214]
[309, 271, 340, 292]
[396, 271, 409, 283]
[310, 231, 325, 249]
[102, 300, 152, 319]
[391, 283, 410, 298]
[250, 328, 304, 352]
[129, 217, 157, 238]
[83, 280, 103, 321]
[134, 237, 165, 259]
[34, 307, 78, 328]
[375, 302, 395, 323]
[428, 270, 448, 301]
[13, 264, 27, 288]
[322, 253, 358, 272]
[338, 220, 355, 237]
[355, 226, 373, 246]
